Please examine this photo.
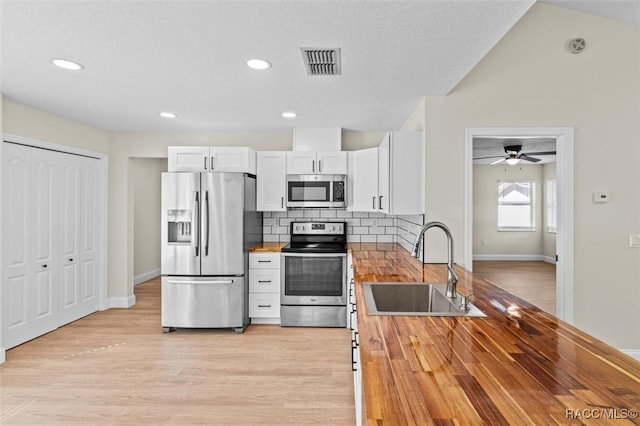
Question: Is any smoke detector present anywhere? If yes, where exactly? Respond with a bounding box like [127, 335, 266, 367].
[300, 48, 341, 75]
[566, 38, 586, 54]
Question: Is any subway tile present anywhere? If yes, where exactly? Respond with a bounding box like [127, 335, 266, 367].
[345, 218, 361, 226]
[321, 210, 338, 218]
[361, 235, 377, 243]
[361, 218, 376, 226]
[368, 212, 385, 218]
[272, 211, 288, 219]
[288, 209, 304, 218]
[303, 210, 320, 218]
[352, 212, 369, 218]
[279, 217, 294, 227]
[369, 227, 385, 235]
[352, 227, 369, 235]
[336, 210, 353, 218]
[263, 218, 276, 227]
[377, 218, 394, 227]
[263, 211, 272, 218]
[385, 226, 397, 235]
[376, 235, 395, 243]
[272, 226, 288, 234]
[347, 235, 361, 243]
[263, 234, 279, 242]
[279, 234, 291, 243]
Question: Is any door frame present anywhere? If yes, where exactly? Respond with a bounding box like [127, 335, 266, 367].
[464, 127, 574, 324]
[2, 133, 109, 312]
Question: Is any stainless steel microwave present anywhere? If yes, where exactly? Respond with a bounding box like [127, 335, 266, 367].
[286, 174, 346, 208]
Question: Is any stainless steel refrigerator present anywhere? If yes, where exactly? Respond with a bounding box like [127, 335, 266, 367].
[161, 172, 261, 333]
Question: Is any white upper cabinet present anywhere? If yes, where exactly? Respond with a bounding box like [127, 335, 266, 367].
[349, 131, 424, 215]
[257, 151, 287, 211]
[348, 148, 378, 212]
[286, 151, 347, 175]
[168, 146, 256, 174]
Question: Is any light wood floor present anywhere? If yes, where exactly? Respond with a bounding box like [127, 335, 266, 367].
[0, 278, 355, 425]
[472, 261, 556, 315]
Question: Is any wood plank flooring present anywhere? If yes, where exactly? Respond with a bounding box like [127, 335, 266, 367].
[0, 278, 355, 425]
[472, 261, 556, 315]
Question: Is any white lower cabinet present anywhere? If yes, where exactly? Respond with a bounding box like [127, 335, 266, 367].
[348, 253, 363, 425]
[248, 253, 281, 324]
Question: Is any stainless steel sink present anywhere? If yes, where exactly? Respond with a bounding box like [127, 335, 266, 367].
[363, 282, 485, 317]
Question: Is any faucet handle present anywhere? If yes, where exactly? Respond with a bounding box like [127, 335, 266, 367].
[459, 291, 474, 311]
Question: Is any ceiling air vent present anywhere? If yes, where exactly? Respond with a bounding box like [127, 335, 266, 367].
[300, 48, 341, 76]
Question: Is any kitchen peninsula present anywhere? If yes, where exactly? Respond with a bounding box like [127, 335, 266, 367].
[349, 243, 640, 425]
[250, 242, 640, 424]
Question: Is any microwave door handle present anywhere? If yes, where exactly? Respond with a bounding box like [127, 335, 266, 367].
[192, 191, 200, 257]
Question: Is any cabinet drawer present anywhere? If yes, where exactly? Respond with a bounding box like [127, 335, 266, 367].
[249, 269, 280, 293]
[249, 253, 280, 269]
[249, 294, 280, 318]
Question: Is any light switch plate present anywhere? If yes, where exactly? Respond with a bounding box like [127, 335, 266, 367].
[592, 192, 610, 203]
[630, 234, 640, 248]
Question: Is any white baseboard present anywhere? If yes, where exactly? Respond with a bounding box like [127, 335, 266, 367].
[473, 254, 556, 264]
[0, 347, 5, 364]
[134, 268, 161, 285]
[109, 294, 136, 308]
[620, 349, 640, 361]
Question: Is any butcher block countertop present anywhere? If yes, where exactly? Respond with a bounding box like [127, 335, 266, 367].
[349, 243, 640, 425]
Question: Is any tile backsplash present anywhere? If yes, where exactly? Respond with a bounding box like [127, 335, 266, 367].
[262, 210, 424, 254]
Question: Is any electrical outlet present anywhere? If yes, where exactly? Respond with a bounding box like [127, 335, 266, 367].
[630, 234, 640, 248]
[593, 192, 610, 203]
[481, 240, 486, 247]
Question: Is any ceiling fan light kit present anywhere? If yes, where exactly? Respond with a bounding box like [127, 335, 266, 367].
[474, 143, 557, 166]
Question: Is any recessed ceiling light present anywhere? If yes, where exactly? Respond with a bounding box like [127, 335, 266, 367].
[51, 58, 84, 71]
[282, 112, 297, 119]
[160, 112, 177, 119]
[247, 58, 272, 70]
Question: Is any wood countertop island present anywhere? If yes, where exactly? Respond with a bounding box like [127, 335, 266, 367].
[349, 243, 640, 425]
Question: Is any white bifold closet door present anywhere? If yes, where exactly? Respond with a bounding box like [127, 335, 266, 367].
[2, 142, 100, 349]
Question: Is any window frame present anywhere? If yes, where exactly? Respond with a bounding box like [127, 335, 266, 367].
[497, 180, 536, 232]
[546, 178, 557, 234]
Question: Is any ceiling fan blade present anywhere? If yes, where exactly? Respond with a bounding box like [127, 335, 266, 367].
[522, 151, 556, 156]
[473, 155, 505, 160]
[490, 158, 506, 165]
[520, 154, 541, 163]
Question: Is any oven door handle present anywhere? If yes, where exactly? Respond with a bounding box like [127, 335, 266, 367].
[281, 253, 347, 258]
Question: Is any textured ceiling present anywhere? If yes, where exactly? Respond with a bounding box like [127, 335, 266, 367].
[473, 137, 557, 165]
[2, 1, 635, 133]
[1, 0, 534, 132]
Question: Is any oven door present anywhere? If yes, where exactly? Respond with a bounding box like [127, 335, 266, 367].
[281, 253, 347, 305]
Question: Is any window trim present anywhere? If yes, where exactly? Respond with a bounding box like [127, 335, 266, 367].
[497, 180, 536, 231]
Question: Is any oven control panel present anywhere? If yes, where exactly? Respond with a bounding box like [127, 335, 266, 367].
[291, 221, 345, 235]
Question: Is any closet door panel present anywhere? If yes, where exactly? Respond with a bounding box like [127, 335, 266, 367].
[79, 158, 99, 314]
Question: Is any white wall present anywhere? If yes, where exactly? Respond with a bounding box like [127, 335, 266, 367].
[542, 162, 557, 259]
[133, 158, 167, 282]
[423, 3, 640, 350]
[0, 96, 4, 362]
[473, 164, 544, 257]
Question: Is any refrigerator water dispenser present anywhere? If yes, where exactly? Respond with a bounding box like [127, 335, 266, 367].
[167, 209, 192, 244]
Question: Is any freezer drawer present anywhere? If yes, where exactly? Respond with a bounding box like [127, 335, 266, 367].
[161, 276, 244, 329]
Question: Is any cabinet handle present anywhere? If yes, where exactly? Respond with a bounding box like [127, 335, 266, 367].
[372, 196, 376, 210]
[312, 160, 315, 173]
[318, 160, 322, 173]
[258, 280, 272, 283]
[69, 258, 73, 262]
[258, 304, 272, 308]
[211, 156, 216, 170]
[258, 260, 272, 263]
[43, 264, 48, 268]
[204, 157, 208, 170]
[281, 196, 284, 209]
[379, 195, 384, 210]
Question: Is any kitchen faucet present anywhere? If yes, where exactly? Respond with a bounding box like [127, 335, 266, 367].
[412, 221, 458, 298]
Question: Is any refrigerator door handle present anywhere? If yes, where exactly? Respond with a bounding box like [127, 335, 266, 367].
[192, 191, 200, 257]
[204, 190, 210, 256]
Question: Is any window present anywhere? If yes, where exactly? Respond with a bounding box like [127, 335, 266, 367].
[546, 179, 557, 233]
[498, 181, 535, 230]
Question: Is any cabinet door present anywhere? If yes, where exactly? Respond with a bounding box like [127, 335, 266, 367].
[257, 152, 287, 211]
[377, 134, 391, 214]
[78, 157, 100, 317]
[168, 146, 209, 172]
[349, 148, 378, 212]
[210, 147, 256, 173]
[317, 151, 347, 174]
[286, 151, 316, 174]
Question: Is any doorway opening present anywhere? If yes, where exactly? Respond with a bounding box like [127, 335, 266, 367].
[464, 127, 574, 323]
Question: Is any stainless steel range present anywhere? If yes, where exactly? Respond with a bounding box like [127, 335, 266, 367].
[280, 222, 347, 327]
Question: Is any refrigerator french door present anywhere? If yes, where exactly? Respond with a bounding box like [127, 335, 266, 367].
[161, 172, 252, 333]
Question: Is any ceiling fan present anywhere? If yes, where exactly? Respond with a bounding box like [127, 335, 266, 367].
[474, 145, 556, 165]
